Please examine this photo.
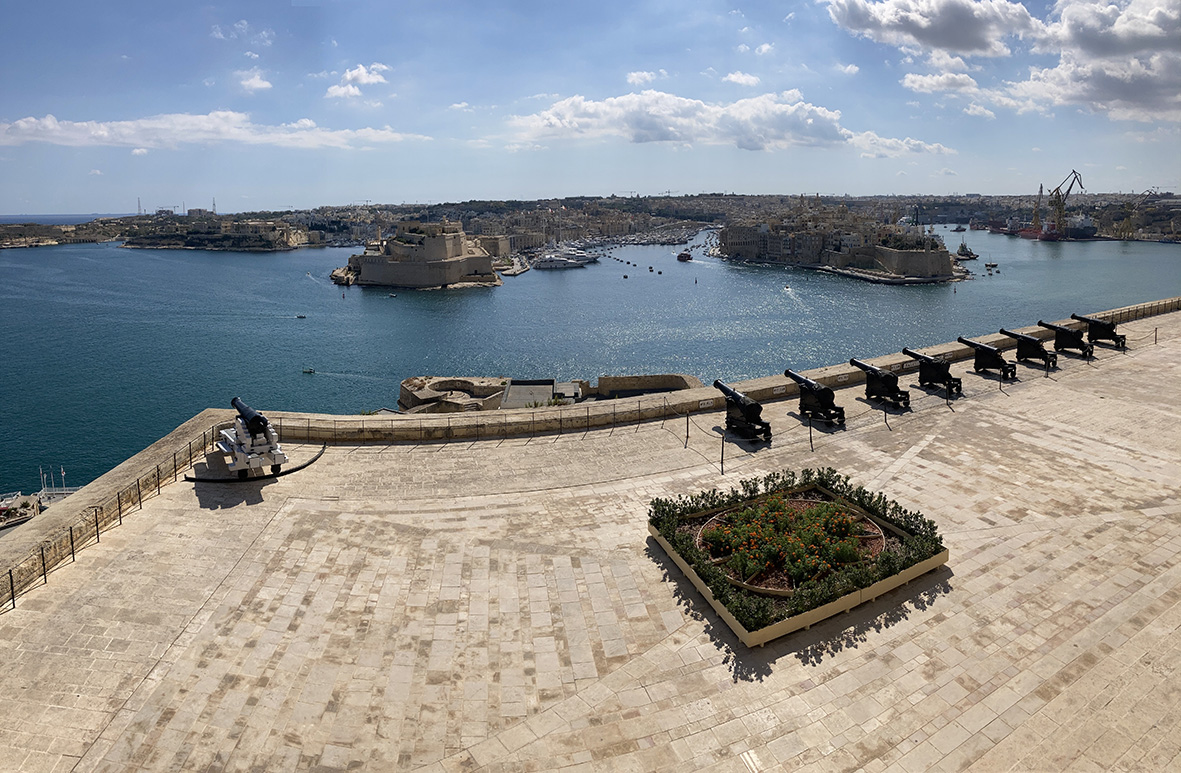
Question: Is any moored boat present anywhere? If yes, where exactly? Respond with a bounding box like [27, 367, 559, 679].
[677, 249, 692, 262]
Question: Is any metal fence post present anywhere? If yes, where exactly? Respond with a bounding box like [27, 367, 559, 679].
[8, 569, 14, 610]
[40, 545, 47, 585]
[69, 527, 75, 562]
[94, 508, 101, 543]
[136, 479, 143, 510]
[156, 465, 161, 496]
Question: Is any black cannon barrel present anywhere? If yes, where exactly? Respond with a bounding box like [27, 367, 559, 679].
[957, 336, 1000, 353]
[784, 368, 823, 391]
[849, 357, 888, 376]
[231, 396, 270, 435]
[999, 328, 1039, 343]
[713, 379, 750, 404]
[1070, 313, 1107, 327]
[1071, 312, 1125, 347]
[1037, 320, 1073, 333]
[902, 347, 938, 364]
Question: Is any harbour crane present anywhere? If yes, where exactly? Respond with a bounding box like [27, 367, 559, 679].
[1031, 184, 1043, 230]
[1048, 170, 1084, 238]
[1115, 188, 1158, 240]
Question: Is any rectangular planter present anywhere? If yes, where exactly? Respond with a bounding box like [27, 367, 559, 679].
[650, 524, 949, 648]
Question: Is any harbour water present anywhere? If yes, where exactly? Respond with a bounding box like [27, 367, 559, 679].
[1, 228, 1179, 494]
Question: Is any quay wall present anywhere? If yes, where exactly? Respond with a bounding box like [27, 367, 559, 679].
[2, 295, 1179, 611]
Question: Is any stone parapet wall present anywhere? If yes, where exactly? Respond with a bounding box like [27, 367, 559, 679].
[3, 296, 1178, 611]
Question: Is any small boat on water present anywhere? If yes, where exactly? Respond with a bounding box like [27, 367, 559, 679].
[302, 367, 316, 374]
[952, 225, 967, 232]
[956, 240, 978, 260]
[985, 262, 998, 269]
[295, 314, 306, 318]
[677, 250, 692, 262]
[389, 293, 397, 298]
[534, 255, 585, 269]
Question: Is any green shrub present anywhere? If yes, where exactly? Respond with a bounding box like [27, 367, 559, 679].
[650, 467, 944, 631]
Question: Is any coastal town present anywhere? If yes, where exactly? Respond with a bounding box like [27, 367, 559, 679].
[2, 190, 1177, 254]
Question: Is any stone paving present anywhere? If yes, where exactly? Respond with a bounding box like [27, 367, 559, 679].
[1, 312, 1179, 772]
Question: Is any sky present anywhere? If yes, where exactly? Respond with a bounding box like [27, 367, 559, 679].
[1, 0, 1178, 213]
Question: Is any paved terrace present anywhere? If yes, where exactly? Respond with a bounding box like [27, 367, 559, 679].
[1, 311, 1180, 773]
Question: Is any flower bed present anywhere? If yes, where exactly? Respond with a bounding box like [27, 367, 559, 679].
[648, 468, 948, 647]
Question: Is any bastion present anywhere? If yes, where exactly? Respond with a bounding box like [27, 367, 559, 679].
[1, 298, 1179, 772]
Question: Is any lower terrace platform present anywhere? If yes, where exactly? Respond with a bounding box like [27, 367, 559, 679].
[1, 304, 1180, 771]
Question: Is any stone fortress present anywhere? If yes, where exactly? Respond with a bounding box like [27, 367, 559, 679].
[332, 220, 500, 289]
[1, 298, 1180, 771]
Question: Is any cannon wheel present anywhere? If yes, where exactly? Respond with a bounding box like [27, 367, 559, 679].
[271, 465, 282, 475]
[237, 470, 248, 480]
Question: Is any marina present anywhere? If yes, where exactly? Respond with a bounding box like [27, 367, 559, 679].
[1, 227, 1179, 495]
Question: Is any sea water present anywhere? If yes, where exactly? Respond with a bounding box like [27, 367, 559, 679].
[1, 228, 1178, 493]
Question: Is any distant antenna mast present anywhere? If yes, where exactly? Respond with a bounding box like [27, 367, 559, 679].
[137, 197, 142, 216]
[212, 197, 217, 215]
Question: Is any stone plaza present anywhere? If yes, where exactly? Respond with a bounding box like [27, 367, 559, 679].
[1, 309, 1179, 772]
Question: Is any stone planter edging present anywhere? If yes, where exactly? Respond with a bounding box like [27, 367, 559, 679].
[650, 524, 949, 647]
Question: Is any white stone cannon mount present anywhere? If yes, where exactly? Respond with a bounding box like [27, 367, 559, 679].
[217, 397, 289, 479]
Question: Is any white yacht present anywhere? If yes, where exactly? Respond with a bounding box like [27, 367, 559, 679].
[534, 254, 586, 269]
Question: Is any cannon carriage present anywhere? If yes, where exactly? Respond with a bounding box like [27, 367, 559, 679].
[1071, 313, 1126, 348]
[902, 348, 963, 396]
[784, 369, 846, 427]
[957, 337, 1018, 380]
[849, 358, 910, 409]
[218, 397, 288, 479]
[713, 380, 772, 441]
[1037, 320, 1094, 358]
[1000, 328, 1058, 369]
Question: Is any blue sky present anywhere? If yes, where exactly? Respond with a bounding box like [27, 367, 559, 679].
[1, 0, 1177, 213]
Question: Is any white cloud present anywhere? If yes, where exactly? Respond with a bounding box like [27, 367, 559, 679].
[510, 89, 954, 156]
[838, 63, 860, 75]
[326, 63, 391, 99]
[203, 78, 215, 87]
[325, 84, 362, 99]
[627, 71, 656, 85]
[828, 0, 1180, 122]
[131, 147, 148, 155]
[237, 68, 272, 92]
[756, 43, 774, 55]
[0, 111, 429, 150]
[723, 71, 761, 86]
[737, 44, 750, 53]
[927, 50, 974, 72]
[998, 0, 1181, 122]
[342, 63, 390, 85]
[963, 103, 996, 119]
[901, 72, 978, 93]
[824, 0, 1042, 56]
[210, 20, 274, 47]
[244, 51, 259, 60]
[449, 102, 473, 111]
[784, 12, 796, 21]
[935, 167, 958, 176]
[89, 169, 102, 175]
[849, 130, 955, 158]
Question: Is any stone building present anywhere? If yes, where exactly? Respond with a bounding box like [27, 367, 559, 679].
[342, 221, 499, 288]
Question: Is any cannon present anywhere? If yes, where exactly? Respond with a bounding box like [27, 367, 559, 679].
[713, 380, 772, 441]
[784, 369, 846, 426]
[957, 337, 1018, 380]
[1037, 320, 1094, 358]
[218, 397, 288, 479]
[849, 358, 910, 409]
[1071, 313, 1126, 348]
[902, 348, 963, 396]
[1000, 328, 1057, 369]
